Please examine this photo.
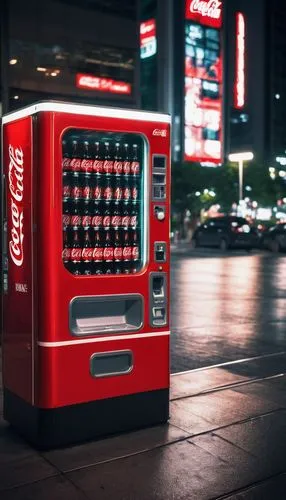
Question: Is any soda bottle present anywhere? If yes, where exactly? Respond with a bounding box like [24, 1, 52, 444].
[93, 141, 104, 175]
[123, 177, 131, 202]
[131, 176, 138, 201]
[82, 199, 92, 229]
[63, 173, 72, 199]
[122, 201, 131, 229]
[81, 141, 93, 175]
[93, 231, 104, 275]
[92, 176, 103, 202]
[131, 144, 140, 175]
[103, 176, 113, 201]
[103, 202, 111, 230]
[131, 230, 140, 273]
[103, 142, 113, 175]
[70, 140, 81, 173]
[82, 229, 93, 275]
[91, 199, 102, 229]
[103, 230, 114, 274]
[113, 230, 123, 274]
[62, 229, 72, 271]
[123, 230, 132, 274]
[63, 199, 71, 229]
[114, 176, 123, 201]
[71, 199, 82, 228]
[62, 139, 72, 172]
[71, 229, 82, 275]
[123, 143, 131, 175]
[130, 202, 138, 228]
[111, 201, 122, 229]
[71, 173, 83, 200]
[113, 142, 123, 175]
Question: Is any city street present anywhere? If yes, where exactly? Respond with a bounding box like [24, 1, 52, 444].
[171, 245, 286, 373]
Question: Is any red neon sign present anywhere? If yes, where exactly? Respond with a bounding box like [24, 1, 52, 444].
[140, 18, 157, 59]
[185, 0, 223, 28]
[76, 74, 132, 95]
[234, 12, 245, 109]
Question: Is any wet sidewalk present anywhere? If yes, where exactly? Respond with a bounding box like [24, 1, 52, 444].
[1, 352, 286, 499]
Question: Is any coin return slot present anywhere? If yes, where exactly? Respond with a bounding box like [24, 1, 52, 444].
[153, 276, 165, 298]
[70, 295, 143, 336]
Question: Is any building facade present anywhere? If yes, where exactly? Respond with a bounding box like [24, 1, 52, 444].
[0, 0, 139, 114]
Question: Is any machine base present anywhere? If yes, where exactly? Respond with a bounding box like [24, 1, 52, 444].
[3, 388, 169, 449]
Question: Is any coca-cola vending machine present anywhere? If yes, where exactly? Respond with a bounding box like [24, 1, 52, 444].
[1, 102, 171, 448]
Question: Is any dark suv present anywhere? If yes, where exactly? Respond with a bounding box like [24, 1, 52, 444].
[192, 216, 257, 251]
[261, 223, 286, 252]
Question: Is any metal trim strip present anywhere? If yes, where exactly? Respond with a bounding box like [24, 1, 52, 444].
[2, 102, 171, 125]
[38, 330, 170, 347]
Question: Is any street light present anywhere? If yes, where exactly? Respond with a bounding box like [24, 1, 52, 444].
[228, 152, 254, 203]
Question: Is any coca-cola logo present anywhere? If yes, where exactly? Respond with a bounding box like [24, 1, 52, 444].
[71, 215, 82, 226]
[62, 248, 71, 261]
[123, 187, 131, 200]
[114, 187, 123, 200]
[62, 158, 71, 170]
[63, 214, 71, 226]
[93, 160, 104, 173]
[132, 246, 139, 260]
[71, 248, 82, 261]
[189, 0, 222, 20]
[152, 129, 167, 137]
[123, 161, 131, 174]
[63, 185, 71, 197]
[103, 160, 113, 173]
[131, 162, 140, 175]
[93, 186, 102, 199]
[70, 158, 81, 171]
[83, 186, 92, 199]
[81, 159, 93, 172]
[103, 248, 114, 261]
[93, 248, 103, 261]
[113, 161, 123, 174]
[111, 216, 122, 227]
[92, 216, 102, 227]
[122, 216, 130, 227]
[103, 216, 111, 227]
[104, 187, 112, 200]
[82, 248, 93, 261]
[8, 145, 24, 267]
[130, 216, 137, 227]
[82, 215, 92, 227]
[72, 187, 82, 198]
[123, 247, 132, 260]
[114, 247, 123, 260]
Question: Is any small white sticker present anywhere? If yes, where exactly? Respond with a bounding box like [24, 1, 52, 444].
[15, 283, 28, 293]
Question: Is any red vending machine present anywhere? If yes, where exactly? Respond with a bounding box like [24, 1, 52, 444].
[1, 102, 171, 448]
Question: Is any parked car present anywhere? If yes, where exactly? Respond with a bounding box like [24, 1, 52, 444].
[191, 216, 258, 251]
[261, 223, 286, 252]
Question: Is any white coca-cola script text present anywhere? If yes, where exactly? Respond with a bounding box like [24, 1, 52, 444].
[189, 0, 222, 20]
[8, 145, 24, 267]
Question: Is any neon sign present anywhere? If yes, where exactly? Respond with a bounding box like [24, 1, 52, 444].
[140, 19, 157, 59]
[185, 0, 222, 28]
[234, 12, 245, 109]
[76, 74, 132, 95]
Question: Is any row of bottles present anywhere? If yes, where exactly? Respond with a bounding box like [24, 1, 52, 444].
[63, 200, 138, 230]
[62, 140, 141, 176]
[63, 173, 139, 202]
[63, 228, 139, 276]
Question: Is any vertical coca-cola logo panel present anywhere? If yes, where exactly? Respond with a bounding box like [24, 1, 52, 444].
[8, 145, 24, 267]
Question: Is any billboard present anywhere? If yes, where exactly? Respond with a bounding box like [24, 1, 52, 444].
[234, 12, 245, 109]
[140, 19, 157, 59]
[184, 0, 223, 164]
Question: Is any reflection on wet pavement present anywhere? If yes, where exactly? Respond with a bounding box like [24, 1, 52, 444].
[171, 253, 286, 373]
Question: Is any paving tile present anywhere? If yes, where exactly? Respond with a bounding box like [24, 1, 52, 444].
[170, 368, 249, 400]
[215, 409, 286, 473]
[0, 476, 86, 500]
[233, 376, 286, 406]
[43, 423, 189, 472]
[171, 389, 281, 433]
[0, 427, 36, 465]
[0, 454, 58, 492]
[189, 433, 255, 466]
[170, 399, 217, 434]
[225, 473, 286, 499]
[67, 440, 268, 500]
[223, 354, 286, 379]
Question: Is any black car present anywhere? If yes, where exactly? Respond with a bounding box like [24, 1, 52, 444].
[192, 216, 257, 251]
[261, 223, 286, 252]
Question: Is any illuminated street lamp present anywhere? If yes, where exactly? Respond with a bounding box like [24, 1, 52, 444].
[228, 152, 254, 203]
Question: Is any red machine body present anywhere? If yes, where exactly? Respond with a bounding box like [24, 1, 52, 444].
[2, 102, 171, 448]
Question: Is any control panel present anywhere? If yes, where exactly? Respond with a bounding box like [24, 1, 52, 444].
[152, 155, 167, 201]
[150, 273, 167, 327]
